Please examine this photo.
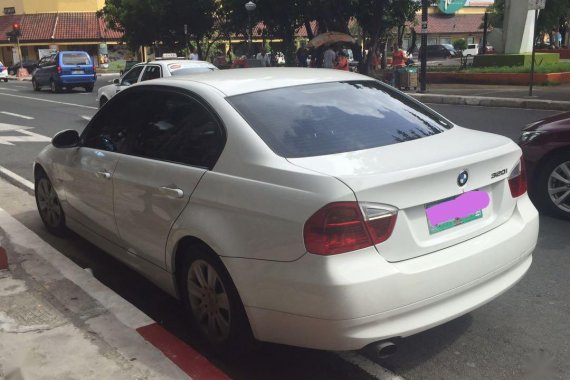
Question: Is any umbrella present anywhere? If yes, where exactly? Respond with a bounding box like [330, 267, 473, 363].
[307, 32, 356, 49]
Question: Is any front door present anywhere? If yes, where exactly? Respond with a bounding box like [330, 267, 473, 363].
[111, 87, 225, 268]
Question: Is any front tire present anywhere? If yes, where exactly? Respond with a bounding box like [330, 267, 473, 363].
[533, 152, 570, 220]
[180, 247, 253, 356]
[99, 96, 108, 108]
[35, 170, 68, 235]
[32, 78, 41, 91]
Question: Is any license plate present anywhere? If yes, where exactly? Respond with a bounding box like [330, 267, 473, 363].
[72, 70, 84, 75]
[425, 190, 490, 234]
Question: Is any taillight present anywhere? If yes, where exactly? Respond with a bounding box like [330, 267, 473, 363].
[508, 158, 527, 197]
[57, 65, 62, 74]
[93, 65, 96, 73]
[304, 202, 397, 255]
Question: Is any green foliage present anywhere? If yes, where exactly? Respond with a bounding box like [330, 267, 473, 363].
[473, 53, 560, 67]
[453, 39, 467, 51]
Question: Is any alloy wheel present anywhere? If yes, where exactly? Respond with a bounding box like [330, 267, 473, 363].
[36, 177, 63, 228]
[186, 259, 231, 343]
[547, 160, 570, 213]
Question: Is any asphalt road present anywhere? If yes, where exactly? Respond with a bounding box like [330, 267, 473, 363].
[0, 78, 569, 380]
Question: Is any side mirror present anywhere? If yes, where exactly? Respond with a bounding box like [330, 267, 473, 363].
[52, 129, 80, 148]
[113, 78, 120, 85]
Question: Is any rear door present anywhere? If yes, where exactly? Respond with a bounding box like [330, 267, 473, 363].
[59, 52, 94, 83]
[111, 87, 225, 268]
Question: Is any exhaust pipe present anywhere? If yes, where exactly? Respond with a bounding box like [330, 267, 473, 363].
[374, 340, 397, 359]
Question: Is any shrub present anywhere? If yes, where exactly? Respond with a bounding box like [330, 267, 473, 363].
[453, 39, 467, 51]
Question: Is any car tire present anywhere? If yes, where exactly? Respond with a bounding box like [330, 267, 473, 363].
[533, 151, 570, 220]
[50, 80, 60, 93]
[99, 97, 108, 108]
[35, 169, 68, 236]
[180, 246, 254, 356]
[2, 78, 7, 82]
[85, 85, 94, 93]
[32, 78, 41, 91]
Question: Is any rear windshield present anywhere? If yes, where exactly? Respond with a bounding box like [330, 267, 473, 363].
[62, 53, 91, 65]
[227, 81, 453, 158]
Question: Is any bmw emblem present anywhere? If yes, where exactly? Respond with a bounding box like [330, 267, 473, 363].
[457, 170, 469, 187]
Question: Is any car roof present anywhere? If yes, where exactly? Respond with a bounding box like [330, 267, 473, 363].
[154, 67, 371, 96]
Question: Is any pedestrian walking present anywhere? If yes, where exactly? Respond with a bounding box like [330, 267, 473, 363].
[335, 51, 349, 71]
[189, 46, 199, 60]
[296, 42, 308, 67]
[323, 45, 336, 68]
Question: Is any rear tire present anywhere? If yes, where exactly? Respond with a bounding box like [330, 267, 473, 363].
[50, 80, 60, 93]
[533, 152, 570, 220]
[2, 78, 7, 83]
[85, 85, 94, 93]
[180, 246, 254, 357]
[35, 169, 68, 236]
[99, 97, 108, 108]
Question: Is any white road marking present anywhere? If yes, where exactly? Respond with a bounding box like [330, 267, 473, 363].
[0, 92, 97, 110]
[336, 352, 405, 380]
[0, 166, 33, 190]
[0, 88, 19, 91]
[0, 111, 35, 120]
[81, 115, 92, 121]
[0, 123, 51, 145]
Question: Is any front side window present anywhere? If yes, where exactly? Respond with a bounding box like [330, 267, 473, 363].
[121, 65, 144, 86]
[228, 81, 452, 158]
[83, 88, 225, 168]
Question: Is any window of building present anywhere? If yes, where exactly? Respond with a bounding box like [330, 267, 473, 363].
[467, 37, 475, 44]
[439, 37, 452, 45]
[3, 7, 15, 15]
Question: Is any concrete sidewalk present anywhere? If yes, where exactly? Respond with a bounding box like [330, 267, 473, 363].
[0, 206, 228, 380]
[406, 83, 570, 111]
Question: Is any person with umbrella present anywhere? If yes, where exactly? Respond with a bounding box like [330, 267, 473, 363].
[323, 45, 336, 68]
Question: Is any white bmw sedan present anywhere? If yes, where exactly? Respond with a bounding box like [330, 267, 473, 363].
[96, 59, 217, 108]
[35, 68, 538, 354]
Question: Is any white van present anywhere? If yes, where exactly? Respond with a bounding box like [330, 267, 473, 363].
[462, 43, 479, 57]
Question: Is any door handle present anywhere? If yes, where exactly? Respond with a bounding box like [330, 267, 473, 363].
[95, 171, 112, 179]
[159, 186, 184, 198]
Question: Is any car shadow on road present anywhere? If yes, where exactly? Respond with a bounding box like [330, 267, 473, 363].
[364, 313, 473, 374]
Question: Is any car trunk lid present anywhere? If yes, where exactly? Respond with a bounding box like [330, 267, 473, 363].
[288, 126, 523, 262]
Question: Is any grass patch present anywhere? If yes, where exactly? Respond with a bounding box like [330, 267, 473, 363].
[428, 62, 570, 73]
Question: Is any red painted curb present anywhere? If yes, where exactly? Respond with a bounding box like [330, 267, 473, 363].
[0, 246, 7, 270]
[137, 323, 230, 380]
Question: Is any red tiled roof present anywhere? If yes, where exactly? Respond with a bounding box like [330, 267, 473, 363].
[53, 12, 100, 40]
[296, 21, 319, 37]
[0, 12, 123, 42]
[99, 18, 122, 40]
[409, 13, 487, 34]
[20, 13, 57, 40]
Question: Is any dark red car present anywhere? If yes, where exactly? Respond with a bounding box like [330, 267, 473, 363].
[519, 111, 570, 220]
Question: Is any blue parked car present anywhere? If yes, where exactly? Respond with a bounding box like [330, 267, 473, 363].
[32, 51, 96, 93]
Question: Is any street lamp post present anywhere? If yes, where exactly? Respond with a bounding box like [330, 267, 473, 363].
[245, 1, 256, 58]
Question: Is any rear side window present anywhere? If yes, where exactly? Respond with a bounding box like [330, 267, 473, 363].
[62, 53, 91, 65]
[227, 81, 452, 158]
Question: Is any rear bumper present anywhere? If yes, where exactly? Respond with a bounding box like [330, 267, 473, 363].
[223, 194, 539, 351]
[58, 75, 96, 85]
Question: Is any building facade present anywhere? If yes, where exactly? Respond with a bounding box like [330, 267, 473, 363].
[0, 0, 124, 67]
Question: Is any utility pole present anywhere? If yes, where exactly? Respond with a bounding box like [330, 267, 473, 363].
[528, 0, 546, 97]
[11, 23, 23, 72]
[419, 0, 428, 93]
[481, 12, 489, 54]
[184, 24, 189, 59]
